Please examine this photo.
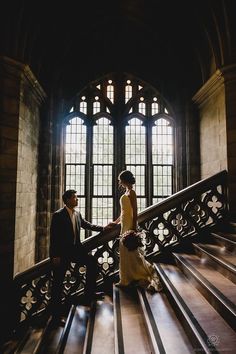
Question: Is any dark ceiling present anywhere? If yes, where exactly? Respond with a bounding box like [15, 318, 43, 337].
[1, 0, 236, 100]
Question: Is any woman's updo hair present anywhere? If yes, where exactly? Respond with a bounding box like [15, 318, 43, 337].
[118, 170, 135, 185]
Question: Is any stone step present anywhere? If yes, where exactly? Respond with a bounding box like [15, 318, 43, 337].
[34, 315, 63, 354]
[155, 262, 236, 353]
[58, 304, 90, 354]
[137, 287, 195, 353]
[88, 297, 114, 354]
[113, 285, 152, 354]
[14, 327, 43, 354]
[173, 252, 236, 331]
[193, 243, 236, 284]
[9, 316, 53, 354]
[210, 232, 236, 254]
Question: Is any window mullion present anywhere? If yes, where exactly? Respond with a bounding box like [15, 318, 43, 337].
[114, 115, 124, 219]
[146, 119, 153, 207]
[86, 118, 93, 228]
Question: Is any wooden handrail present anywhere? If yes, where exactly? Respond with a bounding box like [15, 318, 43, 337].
[13, 169, 228, 282]
[81, 170, 228, 250]
[14, 259, 50, 284]
[138, 170, 228, 223]
[11, 169, 229, 326]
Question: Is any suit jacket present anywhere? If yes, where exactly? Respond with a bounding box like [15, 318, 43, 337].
[49, 207, 103, 259]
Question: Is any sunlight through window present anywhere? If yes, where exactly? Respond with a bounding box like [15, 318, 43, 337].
[64, 76, 174, 235]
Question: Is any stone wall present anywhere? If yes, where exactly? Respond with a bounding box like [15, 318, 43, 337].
[193, 66, 236, 218]
[224, 66, 236, 219]
[35, 102, 52, 262]
[0, 57, 45, 277]
[14, 85, 40, 274]
[192, 70, 227, 179]
[0, 57, 20, 283]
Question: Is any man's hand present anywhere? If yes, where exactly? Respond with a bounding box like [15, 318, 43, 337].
[104, 222, 118, 230]
[52, 257, 61, 266]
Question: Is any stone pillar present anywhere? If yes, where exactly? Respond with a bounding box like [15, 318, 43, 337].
[0, 57, 19, 292]
[185, 102, 200, 186]
[192, 66, 236, 219]
[223, 65, 236, 219]
[0, 56, 45, 340]
[35, 101, 52, 261]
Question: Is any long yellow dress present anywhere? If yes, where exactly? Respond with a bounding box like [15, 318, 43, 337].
[118, 194, 162, 291]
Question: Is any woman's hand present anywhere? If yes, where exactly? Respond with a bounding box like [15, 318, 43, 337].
[105, 221, 118, 229]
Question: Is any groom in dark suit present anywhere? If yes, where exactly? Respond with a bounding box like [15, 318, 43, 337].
[50, 189, 108, 323]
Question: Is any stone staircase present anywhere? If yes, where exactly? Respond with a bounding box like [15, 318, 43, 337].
[2, 227, 236, 354]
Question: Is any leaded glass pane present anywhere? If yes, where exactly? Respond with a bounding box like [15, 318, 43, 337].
[137, 197, 146, 212]
[138, 102, 146, 115]
[125, 118, 146, 164]
[80, 101, 87, 114]
[92, 197, 113, 226]
[107, 81, 114, 103]
[65, 117, 86, 164]
[152, 118, 173, 164]
[153, 165, 172, 197]
[151, 102, 159, 115]
[93, 101, 101, 114]
[93, 165, 113, 195]
[65, 165, 85, 195]
[125, 84, 132, 103]
[93, 117, 113, 164]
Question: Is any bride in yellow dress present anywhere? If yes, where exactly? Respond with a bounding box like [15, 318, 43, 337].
[112, 170, 162, 292]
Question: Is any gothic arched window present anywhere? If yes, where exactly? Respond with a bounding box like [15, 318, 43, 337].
[64, 75, 175, 239]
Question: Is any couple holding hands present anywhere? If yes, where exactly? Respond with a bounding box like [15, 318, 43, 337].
[50, 170, 162, 324]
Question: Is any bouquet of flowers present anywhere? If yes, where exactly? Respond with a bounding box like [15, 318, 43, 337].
[120, 230, 143, 251]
